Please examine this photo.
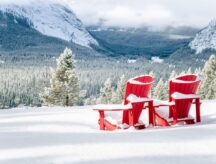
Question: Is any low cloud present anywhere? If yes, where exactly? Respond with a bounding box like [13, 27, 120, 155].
[69, 0, 216, 28]
[1, 0, 216, 28]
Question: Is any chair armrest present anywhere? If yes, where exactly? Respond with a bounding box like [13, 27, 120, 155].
[152, 99, 175, 108]
[126, 94, 152, 103]
[93, 103, 132, 111]
[171, 92, 200, 100]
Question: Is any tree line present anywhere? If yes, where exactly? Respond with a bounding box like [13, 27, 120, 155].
[0, 48, 215, 108]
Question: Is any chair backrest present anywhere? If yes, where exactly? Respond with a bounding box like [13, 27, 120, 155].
[122, 75, 154, 124]
[169, 74, 201, 118]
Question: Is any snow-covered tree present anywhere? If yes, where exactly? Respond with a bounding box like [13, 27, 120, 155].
[199, 55, 216, 99]
[186, 67, 192, 74]
[84, 96, 97, 105]
[148, 71, 155, 98]
[97, 78, 113, 104]
[195, 67, 202, 74]
[41, 48, 80, 106]
[111, 75, 127, 103]
[169, 70, 177, 80]
[179, 70, 186, 76]
[153, 78, 167, 100]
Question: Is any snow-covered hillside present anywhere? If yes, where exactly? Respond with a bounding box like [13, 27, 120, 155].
[189, 20, 216, 54]
[0, 101, 216, 164]
[0, 1, 98, 48]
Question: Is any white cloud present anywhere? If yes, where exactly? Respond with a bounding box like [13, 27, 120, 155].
[68, 0, 216, 28]
[0, 0, 64, 5]
[1, 0, 216, 28]
[94, 5, 173, 28]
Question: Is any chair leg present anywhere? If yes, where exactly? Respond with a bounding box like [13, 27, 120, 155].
[99, 110, 105, 130]
[196, 98, 201, 123]
[172, 106, 178, 125]
[128, 109, 134, 127]
[148, 101, 155, 126]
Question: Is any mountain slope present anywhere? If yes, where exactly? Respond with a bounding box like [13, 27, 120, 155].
[0, 1, 98, 48]
[89, 27, 194, 57]
[189, 20, 216, 54]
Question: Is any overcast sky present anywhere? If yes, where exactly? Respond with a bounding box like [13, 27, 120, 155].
[1, 0, 216, 28]
[68, 0, 216, 28]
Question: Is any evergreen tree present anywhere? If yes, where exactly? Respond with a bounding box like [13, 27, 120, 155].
[199, 55, 216, 99]
[84, 96, 97, 105]
[154, 78, 167, 100]
[41, 48, 80, 106]
[186, 67, 192, 74]
[97, 78, 113, 104]
[148, 71, 155, 98]
[111, 75, 127, 103]
[169, 70, 177, 80]
[195, 67, 201, 74]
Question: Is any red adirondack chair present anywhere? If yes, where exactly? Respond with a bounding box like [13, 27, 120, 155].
[154, 74, 201, 126]
[93, 75, 154, 130]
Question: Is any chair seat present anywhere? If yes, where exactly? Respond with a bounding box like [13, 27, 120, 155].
[105, 111, 144, 129]
[105, 111, 123, 125]
[155, 106, 194, 122]
[152, 99, 175, 107]
[155, 106, 170, 119]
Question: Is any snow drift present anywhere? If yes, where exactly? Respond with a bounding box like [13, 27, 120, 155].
[0, 100, 216, 163]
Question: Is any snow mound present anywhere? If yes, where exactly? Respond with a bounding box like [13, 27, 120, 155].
[151, 56, 164, 63]
[0, 101, 216, 163]
[0, 0, 98, 47]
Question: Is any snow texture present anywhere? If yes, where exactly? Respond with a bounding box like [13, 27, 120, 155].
[151, 56, 164, 63]
[93, 103, 132, 111]
[171, 75, 201, 83]
[128, 75, 153, 85]
[171, 92, 199, 99]
[152, 99, 175, 106]
[126, 94, 150, 103]
[189, 19, 216, 54]
[0, 101, 216, 163]
[0, 1, 98, 47]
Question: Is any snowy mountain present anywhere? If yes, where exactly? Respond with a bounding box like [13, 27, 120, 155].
[0, 1, 98, 48]
[189, 20, 216, 54]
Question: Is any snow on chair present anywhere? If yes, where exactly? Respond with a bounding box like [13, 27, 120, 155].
[93, 75, 154, 130]
[154, 74, 201, 126]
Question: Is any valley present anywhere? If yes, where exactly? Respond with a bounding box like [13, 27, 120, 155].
[0, 0, 215, 108]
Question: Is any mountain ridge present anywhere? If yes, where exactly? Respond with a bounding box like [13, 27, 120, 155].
[0, 1, 98, 48]
[189, 19, 216, 54]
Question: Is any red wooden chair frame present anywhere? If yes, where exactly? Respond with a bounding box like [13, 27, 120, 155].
[93, 75, 154, 130]
[153, 74, 201, 126]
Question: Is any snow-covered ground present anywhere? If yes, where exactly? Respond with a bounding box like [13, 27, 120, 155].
[0, 101, 216, 164]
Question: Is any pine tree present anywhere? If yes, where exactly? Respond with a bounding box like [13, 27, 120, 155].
[179, 70, 186, 76]
[154, 78, 167, 100]
[97, 78, 113, 104]
[195, 67, 201, 74]
[199, 55, 216, 99]
[148, 71, 155, 98]
[111, 75, 127, 103]
[169, 70, 177, 80]
[186, 67, 192, 74]
[84, 96, 97, 105]
[41, 48, 80, 106]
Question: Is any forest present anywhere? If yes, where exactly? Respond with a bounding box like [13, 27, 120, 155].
[0, 46, 215, 109]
